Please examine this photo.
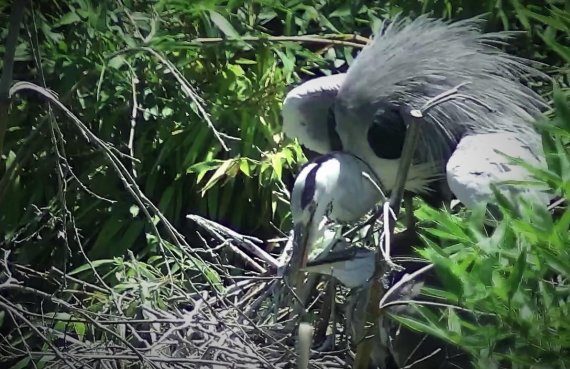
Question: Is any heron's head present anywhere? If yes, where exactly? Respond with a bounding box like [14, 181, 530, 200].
[282, 74, 346, 154]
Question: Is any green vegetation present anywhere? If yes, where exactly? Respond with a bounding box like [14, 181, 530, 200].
[0, 1, 569, 368]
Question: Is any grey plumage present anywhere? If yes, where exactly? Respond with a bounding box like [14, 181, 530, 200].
[290, 152, 383, 258]
[282, 15, 551, 369]
[283, 74, 346, 154]
[335, 15, 548, 193]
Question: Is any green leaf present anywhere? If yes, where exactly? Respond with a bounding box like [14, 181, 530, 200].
[553, 84, 570, 132]
[68, 259, 115, 276]
[507, 249, 526, 302]
[447, 307, 462, 334]
[274, 49, 295, 75]
[187, 160, 224, 183]
[239, 158, 251, 176]
[390, 312, 459, 345]
[108, 55, 126, 70]
[55, 11, 82, 27]
[330, 4, 352, 18]
[129, 205, 140, 218]
[201, 159, 238, 194]
[209, 11, 239, 38]
[542, 249, 570, 276]
[74, 322, 86, 338]
[430, 252, 464, 299]
[9, 358, 30, 369]
[271, 155, 283, 179]
[4, 150, 16, 170]
[490, 184, 517, 216]
[509, 0, 530, 29]
[235, 58, 257, 65]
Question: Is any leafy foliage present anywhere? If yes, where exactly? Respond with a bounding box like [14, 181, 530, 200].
[408, 89, 570, 368]
[1, 0, 570, 368]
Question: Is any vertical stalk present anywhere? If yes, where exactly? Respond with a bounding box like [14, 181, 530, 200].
[353, 108, 423, 369]
[0, 0, 27, 158]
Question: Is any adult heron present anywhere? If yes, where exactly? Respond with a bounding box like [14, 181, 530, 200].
[284, 15, 551, 369]
[282, 15, 551, 209]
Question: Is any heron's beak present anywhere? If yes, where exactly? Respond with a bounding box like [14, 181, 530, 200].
[288, 221, 311, 280]
[301, 248, 376, 289]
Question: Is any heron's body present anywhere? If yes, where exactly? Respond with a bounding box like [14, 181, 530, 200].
[283, 74, 345, 154]
[283, 15, 550, 207]
[446, 131, 549, 208]
[283, 14, 551, 369]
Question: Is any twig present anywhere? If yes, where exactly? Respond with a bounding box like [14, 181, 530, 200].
[379, 202, 398, 268]
[0, 0, 27, 156]
[188, 214, 279, 270]
[379, 264, 434, 309]
[128, 67, 139, 178]
[15, 352, 262, 368]
[383, 299, 490, 315]
[548, 197, 566, 211]
[0, 283, 158, 367]
[191, 35, 367, 49]
[401, 348, 442, 369]
[0, 297, 76, 369]
[111, 47, 230, 151]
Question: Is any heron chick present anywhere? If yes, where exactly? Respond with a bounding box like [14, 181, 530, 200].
[288, 152, 383, 284]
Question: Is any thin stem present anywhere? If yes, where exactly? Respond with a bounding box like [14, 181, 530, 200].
[0, 0, 27, 157]
[191, 35, 368, 49]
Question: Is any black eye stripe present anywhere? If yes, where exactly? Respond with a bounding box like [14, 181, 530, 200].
[300, 154, 335, 210]
[301, 166, 318, 210]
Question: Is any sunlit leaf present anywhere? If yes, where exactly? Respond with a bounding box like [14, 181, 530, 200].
[507, 249, 526, 302]
[68, 259, 116, 276]
[209, 11, 240, 38]
[55, 11, 81, 27]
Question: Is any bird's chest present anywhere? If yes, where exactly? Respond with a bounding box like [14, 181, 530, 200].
[325, 173, 383, 223]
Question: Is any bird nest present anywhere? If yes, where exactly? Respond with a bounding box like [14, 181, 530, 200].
[0, 214, 367, 369]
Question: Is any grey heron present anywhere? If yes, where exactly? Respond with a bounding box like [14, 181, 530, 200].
[283, 15, 551, 369]
[288, 151, 383, 278]
[282, 15, 551, 210]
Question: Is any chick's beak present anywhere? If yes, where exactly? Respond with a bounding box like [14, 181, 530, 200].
[288, 221, 311, 281]
[301, 248, 376, 289]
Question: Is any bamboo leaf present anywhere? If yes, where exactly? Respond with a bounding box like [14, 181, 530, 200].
[209, 11, 239, 38]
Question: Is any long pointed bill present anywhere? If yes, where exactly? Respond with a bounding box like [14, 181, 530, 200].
[302, 248, 376, 288]
[286, 200, 318, 287]
[286, 221, 311, 288]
